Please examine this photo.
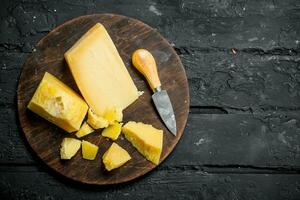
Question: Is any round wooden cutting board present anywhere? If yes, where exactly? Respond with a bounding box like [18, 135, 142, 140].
[17, 14, 189, 185]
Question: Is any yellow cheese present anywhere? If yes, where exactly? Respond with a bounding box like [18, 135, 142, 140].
[64, 23, 139, 117]
[122, 121, 163, 165]
[87, 108, 109, 129]
[104, 107, 123, 125]
[60, 138, 81, 159]
[82, 140, 99, 160]
[27, 72, 88, 133]
[102, 123, 122, 140]
[75, 122, 94, 138]
[102, 142, 131, 171]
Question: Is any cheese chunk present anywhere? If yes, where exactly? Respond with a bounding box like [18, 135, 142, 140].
[104, 107, 123, 125]
[102, 143, 131, 171]
[75, 122, 94, 138]
[60, 138, 81, 159]
[87, 108, 109, 129]
[27, 72, 88, 133]
[82, 140, 99, 160]
[102, 123, 122, 141]
[122, 121, 163, 165]
[64, 23, 139, 116]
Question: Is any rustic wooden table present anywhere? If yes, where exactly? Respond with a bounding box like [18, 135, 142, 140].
[1, 0, 300, 199]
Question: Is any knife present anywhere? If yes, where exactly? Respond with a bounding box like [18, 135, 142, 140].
[132, 49, 177, 136]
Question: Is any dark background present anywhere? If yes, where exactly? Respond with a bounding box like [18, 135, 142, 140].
[1, 0, 300, 199]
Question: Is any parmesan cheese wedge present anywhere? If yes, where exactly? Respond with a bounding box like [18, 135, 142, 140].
[102, 123, 122, 141]
[104, 107, 123, 125]
[102, 143, 131, 171]
[64, 23, 139, 117]
[27, 72, 88, 133]
[60, 138, 81, 159]
[122, 121, 163, 165]
[87, 108, 109, 129]
[82, 140, 99, 160]
[75, 122, 94, 138]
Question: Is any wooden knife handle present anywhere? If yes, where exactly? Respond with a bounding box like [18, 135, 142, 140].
[132, 49, 161, 91]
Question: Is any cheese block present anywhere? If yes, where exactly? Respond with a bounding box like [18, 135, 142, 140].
[75, 122, 94, 138]
[102, 142, 131, 171]
[64, 23, 139, 117]
[122, 121, 163, 165]
[102, 123, 122, 141]
[82, 140, 99, 160]
[27, 72, 88, 133]
[87, 108, 109, 129]
[60, 138, 81, 159]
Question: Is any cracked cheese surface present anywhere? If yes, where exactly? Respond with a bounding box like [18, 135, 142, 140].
[27, 72, 88, 133]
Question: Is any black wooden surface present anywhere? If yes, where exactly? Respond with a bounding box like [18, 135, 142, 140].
[0, 0, 300, 199]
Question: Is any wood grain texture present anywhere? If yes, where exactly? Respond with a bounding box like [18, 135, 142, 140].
[1, 166, 300, 200]
[17, 14, 189, 185]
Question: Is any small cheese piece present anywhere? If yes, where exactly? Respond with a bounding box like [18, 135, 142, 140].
[27, 72, 88, 133]
[87, 108, 109, 129]
[102, 143, 131, 171]
[104, 107, 123, 125]
[82, 140, 99, 160]
[102, 123, 122, 140]
[75, 122, 94, 138]
[60, 138, 81, 159]
[122, 121, 163, 165]
[64, 23, 139, 117]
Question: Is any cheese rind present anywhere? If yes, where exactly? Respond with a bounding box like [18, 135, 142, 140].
[27, 72, 88, 133]
[82, 140, 99, 160]
[60, 138, 81, 159]
[102, 143, 131, 171]
[122, 121, 163, 165]
[64, 23, 139, 116]
[75, 122, 94, 138]
[102, 123, 122, 141]
[87, 108, 109, 129]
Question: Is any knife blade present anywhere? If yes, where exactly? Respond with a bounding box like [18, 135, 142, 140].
[132, 49, 177, 135]
[152, 87, 176, 135]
